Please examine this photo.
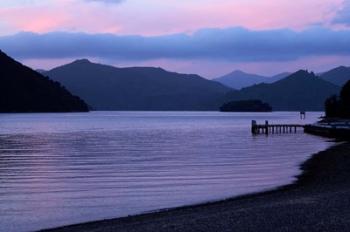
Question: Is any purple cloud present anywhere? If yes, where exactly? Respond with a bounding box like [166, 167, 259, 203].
[1, 27, 350, 62]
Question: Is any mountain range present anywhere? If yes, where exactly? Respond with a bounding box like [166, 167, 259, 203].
[43, 60, 231, 111]
[42, 60, 349, 111]
[224, 70, 341, 111]
[215, 66, 350, 90]
[5, 51, 348, 112]
[0, 50, 88, 113]
[213, 70, 290, 89]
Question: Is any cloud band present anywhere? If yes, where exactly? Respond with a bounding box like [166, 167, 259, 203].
[1, 27, 350, 62]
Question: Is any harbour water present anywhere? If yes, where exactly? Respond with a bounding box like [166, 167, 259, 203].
[0, 112, 333, 232]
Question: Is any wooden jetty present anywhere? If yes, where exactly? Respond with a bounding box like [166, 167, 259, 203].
[304, 123, 350, 139]
[251, 120, 305, 135]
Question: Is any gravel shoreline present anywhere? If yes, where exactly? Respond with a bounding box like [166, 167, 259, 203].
[43, 142, 350, 232]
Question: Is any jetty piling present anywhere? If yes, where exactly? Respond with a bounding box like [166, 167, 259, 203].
[252, 120, 304, 135]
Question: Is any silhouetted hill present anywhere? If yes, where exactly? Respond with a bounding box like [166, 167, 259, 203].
[0, 50, 89, 113]
[44, 60, 232, 110]
[224, 70, 340, 111]
[214, 70, 289, 89]
[320, 66, 350, 87]
[220, 100, 272, 112]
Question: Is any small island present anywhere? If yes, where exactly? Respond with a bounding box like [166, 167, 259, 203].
[220, 100, 272, 112]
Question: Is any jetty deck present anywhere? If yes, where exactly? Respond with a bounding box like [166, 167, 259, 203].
[251, 120, 305, 135]
[304, 122, 350, 139]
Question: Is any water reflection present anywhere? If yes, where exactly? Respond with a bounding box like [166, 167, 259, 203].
[0, 112, 331, 232]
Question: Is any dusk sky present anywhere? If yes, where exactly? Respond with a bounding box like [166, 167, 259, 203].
[1, 0, 350, 78]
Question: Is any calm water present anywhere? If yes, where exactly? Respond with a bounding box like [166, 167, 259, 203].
[0, 111, 332, 232]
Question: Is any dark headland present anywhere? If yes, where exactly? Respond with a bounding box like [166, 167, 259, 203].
[0, 50, 89, 113]
[43, 142, 350, 232]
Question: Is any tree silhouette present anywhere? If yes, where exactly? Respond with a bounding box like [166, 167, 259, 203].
[325, 80, 350, 118]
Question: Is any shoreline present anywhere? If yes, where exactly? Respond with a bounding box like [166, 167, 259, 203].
[43, 142, 350, 232]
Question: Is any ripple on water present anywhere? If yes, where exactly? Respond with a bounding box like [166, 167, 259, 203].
[0, 111, 332, 232]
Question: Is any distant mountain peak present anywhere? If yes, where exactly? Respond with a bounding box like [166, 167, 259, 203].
[336, 65, 348, 69]
[214, 69, 288, 89]
[277, 70, 317, 83]
[320, 66, 350, 87]
[324, 66, 350, 73]
[290, 70, 315, 77]
[71, 59, 92, 65]
[230, 70, 246, 75]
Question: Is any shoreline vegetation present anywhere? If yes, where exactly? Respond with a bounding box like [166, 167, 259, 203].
[44, 142, 350, 232]
[304, 80, 350, 138]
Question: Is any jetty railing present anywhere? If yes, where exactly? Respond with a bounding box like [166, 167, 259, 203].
[251, 120, 305, 135]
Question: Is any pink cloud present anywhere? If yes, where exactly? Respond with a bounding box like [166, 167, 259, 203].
[0, 0, 345, 36]
[0, 5, 68, 33]
[0, 1, 124, 34]
[165, 0, 342, 31]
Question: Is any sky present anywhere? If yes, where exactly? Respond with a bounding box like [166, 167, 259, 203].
[0, 0, 350, 78]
